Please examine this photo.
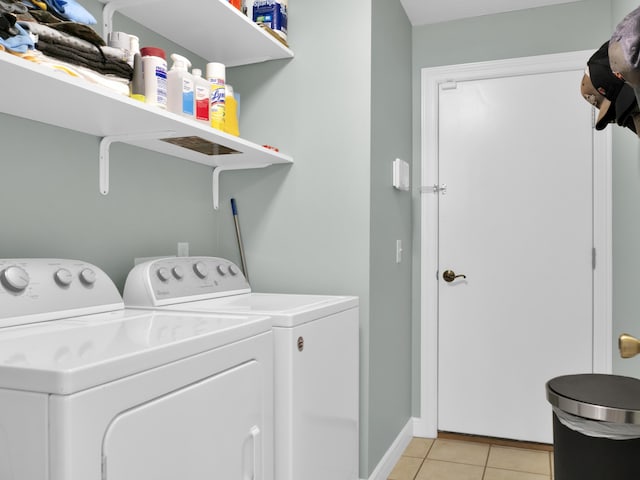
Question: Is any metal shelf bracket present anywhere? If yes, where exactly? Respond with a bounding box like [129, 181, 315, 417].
[212, 164, 270, 211]
[99, 131, 175, 195]
[102, 0, 156, 39]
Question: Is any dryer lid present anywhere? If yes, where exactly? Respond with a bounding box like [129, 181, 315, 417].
[0, 309, 271, 394]
[156, 292, 359, 327]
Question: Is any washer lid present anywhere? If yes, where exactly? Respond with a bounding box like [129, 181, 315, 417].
[156, 292, 359, 327]
[546, 374, 640, 424]
[0, 309, 271, 395]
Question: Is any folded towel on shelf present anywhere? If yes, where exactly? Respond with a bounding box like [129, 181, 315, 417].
[0, 15, 33, 52]
[15, 48, 131, 96]
[20, 21, 132, 79]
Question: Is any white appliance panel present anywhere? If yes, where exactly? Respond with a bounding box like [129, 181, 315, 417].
[0, 389, 48, 480]
[104, 361, 263, 480]
[158, 292, 359, 327]
[0, 309, 271, 394]
[275, 309, 359, 480]
[0, 259, 122, 327]
[48, 332, 273, 480]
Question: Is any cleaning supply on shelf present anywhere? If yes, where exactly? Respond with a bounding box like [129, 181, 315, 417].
[248, 0, 288, 41]
[192, 68, 210, 125]
[130, 52, 145, 102]
[107, 31, 139, 66]
[140, 46, 167, 109]
[223, 84, 240, 136]
[167, 53, 194, 118]
[206, 62, 226, 130]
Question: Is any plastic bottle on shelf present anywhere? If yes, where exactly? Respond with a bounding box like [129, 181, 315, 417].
[223, 84, 240, 136]
[167, 54, 194, 118]
[140, 47, 167, 109]
[206, 62, 226, 130]
[192, 68, 210, 125]
[130, 52, 145, 102]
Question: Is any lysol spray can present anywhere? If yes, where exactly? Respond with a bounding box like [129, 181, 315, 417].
[206, 62, 226, 130]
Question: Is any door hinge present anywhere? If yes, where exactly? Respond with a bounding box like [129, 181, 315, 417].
[591, 107, 596, 129]
[592, 247, 596, 270]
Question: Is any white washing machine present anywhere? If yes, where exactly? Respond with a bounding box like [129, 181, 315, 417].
[0, 258, 273, 480]
[124, 256, 360, 480]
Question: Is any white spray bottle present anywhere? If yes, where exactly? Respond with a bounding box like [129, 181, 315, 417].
[167, 54, 194, 118]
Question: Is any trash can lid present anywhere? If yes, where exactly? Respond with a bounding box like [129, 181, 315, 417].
[546, 374, 640, 424]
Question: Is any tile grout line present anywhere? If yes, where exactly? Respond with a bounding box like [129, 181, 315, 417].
[411, 438, 436, 479]
[481, 444, 491, 480]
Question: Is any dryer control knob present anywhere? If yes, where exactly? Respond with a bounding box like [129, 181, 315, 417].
[228, 264, 239, 276]
[157, 267, 171, 282]
[1, 266, 30, 292]
[193, 262, 209, 279]
[54, 268, 73, 287]
[79, 268, 97, 286]
[216, 264, 228, 276]
[172, 266, 185, 280]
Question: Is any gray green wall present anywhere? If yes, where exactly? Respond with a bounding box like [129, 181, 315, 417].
[370, 0, 413, 472]
[411, 0, 640, 415]
[1, 0, 413, 478]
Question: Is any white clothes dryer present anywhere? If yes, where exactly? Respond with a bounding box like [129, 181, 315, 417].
[0, 258, 273, 480]
[124, 256, 360, 480]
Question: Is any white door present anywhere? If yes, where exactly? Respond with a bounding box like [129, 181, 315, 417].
[436, 69, 594, 443]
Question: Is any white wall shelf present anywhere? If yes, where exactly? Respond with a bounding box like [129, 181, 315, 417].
[0, 52, 293, 209]
[101, 0, 293, 66]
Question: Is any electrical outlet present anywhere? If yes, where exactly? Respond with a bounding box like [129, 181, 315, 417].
[177, 242, 189, 257]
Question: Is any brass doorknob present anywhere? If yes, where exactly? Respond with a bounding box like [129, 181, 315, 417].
[443, 270, 467, 283]
[619, 333, 640, 358]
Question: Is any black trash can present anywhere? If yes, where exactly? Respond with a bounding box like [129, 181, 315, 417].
[546, 374, 640, 480]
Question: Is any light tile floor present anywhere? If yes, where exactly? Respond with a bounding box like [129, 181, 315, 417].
[388, 438, 554, 480]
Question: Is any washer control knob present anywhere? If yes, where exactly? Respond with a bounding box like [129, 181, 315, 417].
[172, 266, 185, 280]
[216, 264, 228, 276]
[193, 262, 209, 279]
[54, 268, 73, 287]
[79, 268, 97, 286]
[157, 267, 171, 282]
[228, 264, 239, 276]
[1, 266, 30, 292]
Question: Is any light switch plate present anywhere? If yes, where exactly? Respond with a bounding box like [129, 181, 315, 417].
[393, 158, 410, 191]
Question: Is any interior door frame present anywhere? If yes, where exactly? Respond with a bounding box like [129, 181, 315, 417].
[414, 51, 613, 438]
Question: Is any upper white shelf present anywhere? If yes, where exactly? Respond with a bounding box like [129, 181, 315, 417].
[0, 51, 292, 170]
[100, 0, 293, 66]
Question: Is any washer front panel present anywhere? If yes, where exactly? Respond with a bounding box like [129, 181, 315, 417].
[104, 361, 263, 479]
[49, 331, 274, 480]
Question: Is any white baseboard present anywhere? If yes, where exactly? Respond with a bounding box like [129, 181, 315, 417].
[361, 418, 414, 480]
[413, 415, 437, 438]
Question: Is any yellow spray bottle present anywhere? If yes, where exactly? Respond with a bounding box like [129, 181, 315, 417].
[206, 62, 225, 130]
